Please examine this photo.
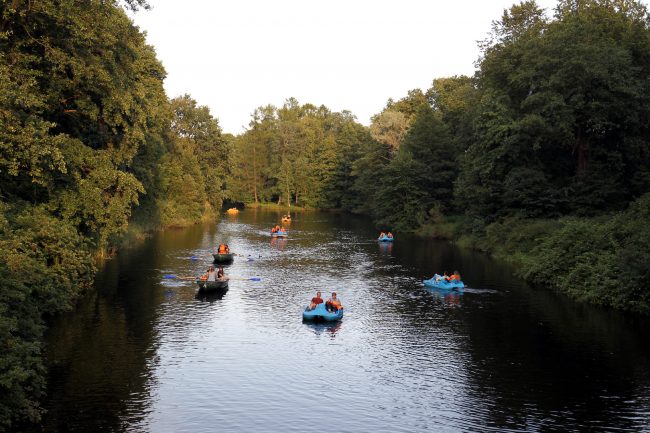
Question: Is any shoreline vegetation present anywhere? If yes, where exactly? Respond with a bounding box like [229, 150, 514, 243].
[2, 0, 650, 430]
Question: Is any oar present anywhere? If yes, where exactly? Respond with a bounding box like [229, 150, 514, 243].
[163, 274, 198, 280]
[229, 276, 262, 281]
[234, 253, 256, 261]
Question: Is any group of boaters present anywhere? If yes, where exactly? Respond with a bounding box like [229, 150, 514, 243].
[307, 291, 343, 312]
[202, 228, 460, 312]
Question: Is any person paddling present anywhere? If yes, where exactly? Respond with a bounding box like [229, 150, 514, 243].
[216, 266, 229, 281]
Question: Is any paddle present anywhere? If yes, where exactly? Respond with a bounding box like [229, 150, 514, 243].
[229, 276, 262, 281]
[163, 274, 197, 280]
[234, 253, 257, 261]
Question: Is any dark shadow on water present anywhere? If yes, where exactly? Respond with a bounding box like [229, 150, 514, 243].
[195, 288, 228, 303]
[302, 320, 343, 338]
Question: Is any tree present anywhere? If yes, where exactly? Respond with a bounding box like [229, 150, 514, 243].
[458, 0, 650, 219]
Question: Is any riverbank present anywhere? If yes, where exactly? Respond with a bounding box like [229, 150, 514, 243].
[416, 194, 650, 315]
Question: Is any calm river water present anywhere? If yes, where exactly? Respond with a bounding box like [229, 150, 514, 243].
[42, 210, 650, 432]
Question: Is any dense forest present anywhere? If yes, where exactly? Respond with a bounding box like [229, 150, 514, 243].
[1, 0, 650, 430]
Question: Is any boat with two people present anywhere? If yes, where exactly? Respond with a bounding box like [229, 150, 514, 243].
[378, 231, 394, 242]
[271, 225, 288, 237]
[197, 266, 229, 291]
[303, 291, 344, 322]
[423, 271, 464, 291]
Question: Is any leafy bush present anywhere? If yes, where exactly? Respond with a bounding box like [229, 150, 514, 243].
[0, 204, 95, 428]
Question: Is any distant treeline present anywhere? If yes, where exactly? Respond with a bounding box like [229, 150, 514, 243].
[1, 0, 650, 430]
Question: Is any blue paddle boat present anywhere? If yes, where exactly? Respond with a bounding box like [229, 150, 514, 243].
[423, 274, 465, 291]
[303, 303, 343, 322]
[272, 230, 288, 237]
[378, 234, 394, 242]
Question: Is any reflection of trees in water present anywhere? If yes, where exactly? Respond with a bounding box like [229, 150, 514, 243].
[362, 232, 650, 431]
[43, 243, 162, 432]
[43, 223, 225, 432]
[460, 273, 650, 431]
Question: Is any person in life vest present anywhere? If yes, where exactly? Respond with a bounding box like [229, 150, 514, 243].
[224, 244, 230, 254]
[271, 226, 277, 234]
[387, 231, 393, 238]
[217, 244, 227, 254]
[307, 291, 324, 311]
[379, 231, 386, 238]
[449, 271, 461, 282]
[216, 267, 225, 280]
[325, 292, 343, 312]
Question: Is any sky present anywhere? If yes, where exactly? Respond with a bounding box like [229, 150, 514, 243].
[130, 0, 560, 135]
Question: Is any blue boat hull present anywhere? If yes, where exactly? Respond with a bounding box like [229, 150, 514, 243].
[378, 235, 393, 242]
[272, 231, 288, 237]
[423, 275, 464, 291]
[303, 303, 343, 321]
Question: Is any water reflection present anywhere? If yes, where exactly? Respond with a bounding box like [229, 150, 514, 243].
[426, 287, 463, 307]
[303, 321, 342, 338]
[378, 241, 393, 254]
[270, 236, 287, 251]
[195, 288, 228, 303]
[41, 211, 650, 433]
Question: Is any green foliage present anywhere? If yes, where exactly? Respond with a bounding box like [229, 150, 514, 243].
[0, 0, 220, 428]
[0, 203, 95, 429]
[522, 194, 650, 313]
[152, 95, 227, 227]
[459, 0, 650, 219]
[372, 105, 457, 230]
[227, 100, 371, 210]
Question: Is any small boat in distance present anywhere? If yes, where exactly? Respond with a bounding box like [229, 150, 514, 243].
[423, 274, 464, 291]
[378, 233, 394, 242]
[271, 225, 288, 237]
[226, 208, 239, 214]
[281, 214, 291, 223]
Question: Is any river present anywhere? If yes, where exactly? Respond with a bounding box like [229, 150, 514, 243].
[41, 210, 650, 432]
